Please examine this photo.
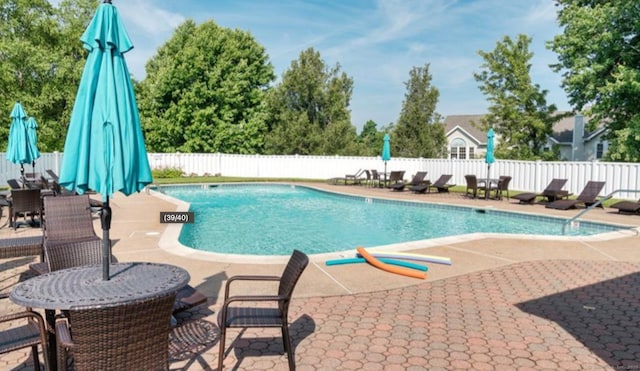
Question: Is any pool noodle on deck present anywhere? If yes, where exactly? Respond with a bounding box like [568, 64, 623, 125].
[356, 247, 427, 279]
[325, 257, 428, 271]
[358, 251, 452, 265]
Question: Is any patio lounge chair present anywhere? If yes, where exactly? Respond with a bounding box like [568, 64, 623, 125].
[7, 178, 22, 189]
[411, 174, 454, 193]
[513, 178, 569, 204]
[391, 171, 427, 191]
[385, 170, 406, 188]
[345, 169, 365, 185]
[545, 181, 606, 210]
[217, 249, 309, 370]
[610, 199, 640, 214]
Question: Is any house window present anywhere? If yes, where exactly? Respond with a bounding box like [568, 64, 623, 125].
[596, 143, 604, 159]
[469, 147, 475, 159]
[450, 138, 466, 160]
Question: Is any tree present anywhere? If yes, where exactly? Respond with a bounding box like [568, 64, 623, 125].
[358, 120, 385, 156]
[0, 0, 93, 151]
[264, 48, 360, 155]
[393, 64, 447, 158]
[475, 34, 563, 160]
[548, 1, 640, 162]
[138, 20, 275, 153]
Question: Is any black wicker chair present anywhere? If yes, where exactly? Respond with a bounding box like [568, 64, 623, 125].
[55, 291, 176, 370]
[0, 294, 50, 371]
[217, 249, 309, 370]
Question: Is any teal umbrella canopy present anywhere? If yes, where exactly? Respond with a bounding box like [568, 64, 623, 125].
[59, 1, 152, 200]
[26, 117, 41, 164]
[381, 134, 391, 162]
[6, 102, 30, 166]
[485, 128, 496, 165]
[59, 1, 151, 280]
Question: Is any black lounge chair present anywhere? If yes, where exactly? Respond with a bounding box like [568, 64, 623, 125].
[545, 181, 606, 210]
[385, 170, 405, 188]
[610, 199, 640, 214]
[391, 171, 427, 191]
[513, 178, 569, 204]
[411, 174, 454, 193]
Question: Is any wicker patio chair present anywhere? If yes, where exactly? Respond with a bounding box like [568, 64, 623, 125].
[464, 175, 485, 199]
[217, 249, 309, 370]
[0, 293, 50, 371]
[9, 188, 42, 230]
[55, 291, 176, 370]
[489, 175, 512, 200]
[33, 194, 206, 314]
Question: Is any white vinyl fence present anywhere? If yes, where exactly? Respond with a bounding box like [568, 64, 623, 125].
[2, 152, 640, 199]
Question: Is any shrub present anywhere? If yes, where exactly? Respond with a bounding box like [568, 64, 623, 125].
[152, 167, 183, 178]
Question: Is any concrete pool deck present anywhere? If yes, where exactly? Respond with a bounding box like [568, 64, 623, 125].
[1, 182, 639, 369]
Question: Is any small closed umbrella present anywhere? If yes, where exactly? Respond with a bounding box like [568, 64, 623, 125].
[6, 102, 31, 181]
[381, 133, 391, 186]
[485, 128, 496, 186]
[59, 0, 152, 280]
[26, 117, 41, 173]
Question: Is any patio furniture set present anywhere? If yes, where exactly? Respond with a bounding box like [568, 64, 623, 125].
[0, 186, 311, 369]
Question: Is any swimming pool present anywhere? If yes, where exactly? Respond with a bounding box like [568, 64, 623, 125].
[159, 184, 628, 256]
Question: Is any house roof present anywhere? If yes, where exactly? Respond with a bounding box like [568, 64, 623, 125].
[444, 115, 487, 144]
[445, 112, 606, 145]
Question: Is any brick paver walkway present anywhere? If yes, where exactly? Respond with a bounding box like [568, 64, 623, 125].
[165, 259, 640, 370]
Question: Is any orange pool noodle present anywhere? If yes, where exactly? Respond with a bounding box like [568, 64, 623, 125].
[356, 247, 426, 279]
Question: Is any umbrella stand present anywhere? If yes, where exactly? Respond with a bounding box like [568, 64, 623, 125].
[100, 197, 112, 280]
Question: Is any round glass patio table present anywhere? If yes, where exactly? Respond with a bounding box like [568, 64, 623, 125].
[10, 262, 190, 310]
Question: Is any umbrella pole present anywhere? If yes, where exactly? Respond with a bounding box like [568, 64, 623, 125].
[20, 164, 25, 188]
[101, 197, 112, 281]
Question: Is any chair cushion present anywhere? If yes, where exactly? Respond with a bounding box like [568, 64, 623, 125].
[220, 307, 284, 328]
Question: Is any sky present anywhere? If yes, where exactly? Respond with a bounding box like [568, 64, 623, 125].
[52, 0, 570, 131]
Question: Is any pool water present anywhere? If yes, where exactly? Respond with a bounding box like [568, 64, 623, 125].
[161, 184, 625, 256]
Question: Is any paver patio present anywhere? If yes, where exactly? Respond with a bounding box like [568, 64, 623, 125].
[1, 182, 639, 370]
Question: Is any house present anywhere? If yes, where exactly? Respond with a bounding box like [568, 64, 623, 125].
[444, 113, 608, 161]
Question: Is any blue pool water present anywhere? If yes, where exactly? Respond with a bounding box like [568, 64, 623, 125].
[161, 184, 626, 256]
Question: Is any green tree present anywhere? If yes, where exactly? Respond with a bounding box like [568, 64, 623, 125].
[358, 120, 385, 156]
[475, 34, 563, 160]
[393, 64, 447, 158]
[0, 0, 93, 151]
[264, 48, 360, 155]
[548, 1, 640, 162]
[138, 20, 275, 153]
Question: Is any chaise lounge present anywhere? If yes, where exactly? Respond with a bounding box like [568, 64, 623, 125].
[513, 178, 569, 204]
[391, 171, 427, 192]
[411, 174, 454, 193]
[545, 181, 605, 210]
[610, 199, 640, 214]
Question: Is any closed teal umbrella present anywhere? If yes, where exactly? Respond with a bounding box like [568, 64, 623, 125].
[6, 102, 31, 180]
[485, 128, 496, 183]
[59, 0, 152, 280]
[381, 133, 391, 184]
[26, 117, 41, 172]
